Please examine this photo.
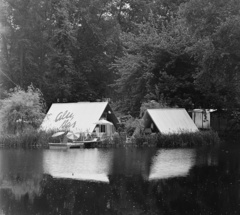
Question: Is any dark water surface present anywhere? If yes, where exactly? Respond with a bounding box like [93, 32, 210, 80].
[0, 143, 239, 215]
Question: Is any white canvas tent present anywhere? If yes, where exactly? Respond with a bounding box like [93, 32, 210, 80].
[40, 102, 119, 137]
[142, 108, 198, 134]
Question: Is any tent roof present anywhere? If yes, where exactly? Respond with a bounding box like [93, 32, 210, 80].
[192, 109, 217, 113]
[40, 102, 118, 133]
[143, 108, 198, 134]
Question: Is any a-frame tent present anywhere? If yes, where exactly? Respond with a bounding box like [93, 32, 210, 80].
[40, 102, 119, 136]
[142, 108, 198, 134]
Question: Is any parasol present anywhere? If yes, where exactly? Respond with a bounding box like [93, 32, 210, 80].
[66, 131, 80, 140]
[52, 131, 65, 138]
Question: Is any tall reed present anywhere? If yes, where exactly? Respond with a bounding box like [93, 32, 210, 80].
[0, 129, 51, 148]
[132, 130, 220, 148]
[0, 129, 220, 148]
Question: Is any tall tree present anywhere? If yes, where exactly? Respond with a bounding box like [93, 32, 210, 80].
[112, 2, 198, 115]
[0, 0, 122, 106]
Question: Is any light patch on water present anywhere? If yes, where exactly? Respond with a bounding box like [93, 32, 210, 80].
[43, 149, 113, 183]
[49, 172, 109, 183]
[149, 149, 196, 180]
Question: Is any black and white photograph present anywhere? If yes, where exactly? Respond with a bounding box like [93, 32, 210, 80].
[0, 0, 240, 214]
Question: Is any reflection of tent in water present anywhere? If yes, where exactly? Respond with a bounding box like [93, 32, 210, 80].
[43, 150, 113, 183]
[149, 149, 196, 180]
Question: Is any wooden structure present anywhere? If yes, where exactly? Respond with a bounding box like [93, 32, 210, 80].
[191, 109, 212, 130]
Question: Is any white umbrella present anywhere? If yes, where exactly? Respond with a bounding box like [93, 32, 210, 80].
[52, 131, 65, 138]
[94, 119, 113, 125]
[66, 131, 80, 140]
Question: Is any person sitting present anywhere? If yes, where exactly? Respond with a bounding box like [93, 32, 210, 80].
[85, 133, 91, 141]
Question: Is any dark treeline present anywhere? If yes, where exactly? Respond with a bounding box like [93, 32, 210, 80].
[1, 0, 240, 116]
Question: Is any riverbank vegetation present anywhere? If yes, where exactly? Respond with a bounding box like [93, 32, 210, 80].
[0, 129, 220, 148]
[100, 129, 221, 148]
[132, 130, 220, 148]
[0, 130, 49, 148]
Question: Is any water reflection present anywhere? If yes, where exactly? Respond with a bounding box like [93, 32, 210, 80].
[43, 149, 113, 183]
[0, 149, 44, 175]
[0, 149, 44, 202]
[110, 148, 156, 179]
[1, 145, 240, 214]
[149, 149, 196, 180]
[0, 175, 42, 202]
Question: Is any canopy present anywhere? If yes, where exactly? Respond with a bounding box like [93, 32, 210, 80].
[94, 119, 113, 125]
[52, 131, 65, 138]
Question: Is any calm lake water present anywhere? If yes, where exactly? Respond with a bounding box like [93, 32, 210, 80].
[0, 143, 239, 215]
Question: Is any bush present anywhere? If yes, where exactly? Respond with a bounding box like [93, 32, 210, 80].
[124, 118, 144, 136]
[0, 85, 46, 134]
[112, 132, 123, 145]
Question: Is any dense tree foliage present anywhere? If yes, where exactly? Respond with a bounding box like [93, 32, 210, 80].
[180, 0, 240, 109]
[113, 0, 240, 115]
[1, 0, 239, 116]
[0, 0, 120, 106]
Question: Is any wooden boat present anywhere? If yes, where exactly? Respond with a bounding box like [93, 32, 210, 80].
[48, 142, 69, 150]
[49, 131, 85, 149]
[48, 142, 84, 149]
[73, 138, 102, 148]
[69, 142, 85, 149]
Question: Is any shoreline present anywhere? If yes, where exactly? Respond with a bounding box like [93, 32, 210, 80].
[0, 129, 221, 149]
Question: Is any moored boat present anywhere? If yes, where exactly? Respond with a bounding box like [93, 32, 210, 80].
[74, 138, 102, 148]
[49, 130, 110, 149]
[48, 142, 85, 149]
